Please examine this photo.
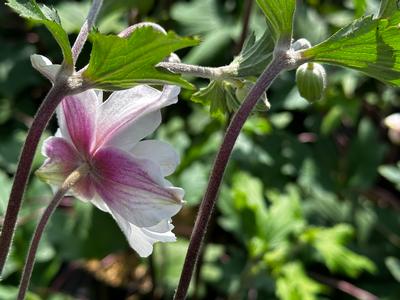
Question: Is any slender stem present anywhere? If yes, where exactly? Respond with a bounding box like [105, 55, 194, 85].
[309, 272, 379, 300]
[17, 164, 89, 300]
[0, 83, 71, 277]
[173, 58, 286, 300]
[235, 0, 254, 54]
[0, 0, 102, 277]
[71, 0, 103, 64]
[157, 62, 237, 79]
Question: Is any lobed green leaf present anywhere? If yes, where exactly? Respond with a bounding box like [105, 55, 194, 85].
[255, 0, 296, 43]
[6, 0, 72, 65]
[83, 27, 199, 90]
[303, 11, 400, 86]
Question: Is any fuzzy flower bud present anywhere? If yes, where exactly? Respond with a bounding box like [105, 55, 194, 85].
[296, 63, 327, 103]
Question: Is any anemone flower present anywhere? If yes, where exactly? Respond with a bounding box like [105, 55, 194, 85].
[32, 55, 184, 257]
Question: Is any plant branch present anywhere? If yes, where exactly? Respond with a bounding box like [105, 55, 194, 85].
[309, 272, 379, 300]
[71, 0, 103, 64]
[173, 57, 288, 300]
[0, 83, 73, 277]
[157, 62, 238, 79]
[235, 0, 254, 54]
[17, 164, 89, 300]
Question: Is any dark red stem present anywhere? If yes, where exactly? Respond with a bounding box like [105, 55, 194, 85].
[0, 83, 70, 276]
[173, 58, 285, 300]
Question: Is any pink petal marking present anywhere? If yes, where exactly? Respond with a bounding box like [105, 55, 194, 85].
[57, 90, 100, 155]
[91, 147, 183, 228]
[36, 137, 81, 186]
[95, 85, 180, 150]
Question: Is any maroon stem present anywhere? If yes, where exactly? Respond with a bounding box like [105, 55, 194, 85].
[0, 82, 70, 276]
[17, 164, 88, 300]
[235, 0, 254, 54]
[173, 58, 285, 300]
[17, 185, 68, 300]
[310, 272, 379, 300]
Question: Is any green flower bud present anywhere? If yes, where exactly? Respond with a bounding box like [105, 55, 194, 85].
[295, 63, 327, 103]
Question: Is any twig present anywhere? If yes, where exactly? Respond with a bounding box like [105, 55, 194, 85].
[310, 272, 379, 300]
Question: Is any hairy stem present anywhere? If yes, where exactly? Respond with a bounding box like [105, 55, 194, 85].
[0, 83, 71, 276]
[17, 164, 89, 300]
[157, 62, 238, 79]
[0, 0, 102, 277]
[71, 0, 103, 64]
[235, 0, 254, 54]
[173, 58, 286, 300]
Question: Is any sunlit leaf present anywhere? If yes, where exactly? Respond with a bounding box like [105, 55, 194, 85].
[303, 12, 400, 86]
[255, 0, 296, 43]
[83, 27, 198, 90]
[6, 0, 72, 65]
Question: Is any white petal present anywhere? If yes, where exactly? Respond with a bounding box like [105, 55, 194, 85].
[95, 85, 180, 151]
[384, 113, 400, 131]
[132, 140, 180, 176]
[30, 54, 61, 83]
[111, 213, 176, 257]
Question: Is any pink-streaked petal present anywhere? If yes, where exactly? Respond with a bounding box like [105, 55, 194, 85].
[30, 54, 61, 83]
[56, 90, 100, 155]
[95, 85, 180, 151]
[92, 147, 183, 228]
[111, 213, 176, 257]
[132, 140, 180, 176]
[103, 111, 161, 152]
[36, 137, 81, 186]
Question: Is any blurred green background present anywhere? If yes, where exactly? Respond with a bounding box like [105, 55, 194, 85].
[1, 0, 400, 299]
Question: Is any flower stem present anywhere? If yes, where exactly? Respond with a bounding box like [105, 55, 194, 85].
[0, 83, 72, 277]
[17, 164, 89, 300]
[71, 0, 103, 64]
[173, 58, 286, 300]
[0, 0, 102, 277]
[157, 62, 238, 80]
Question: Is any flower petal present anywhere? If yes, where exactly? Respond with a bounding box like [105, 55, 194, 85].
[384, 113, 400, 131]
[92, 147, 183, 228]
[111, 214, 176, 257]
[132, 140, 180, 176]
[36, 137, 81, 186]
[95, 85, 180, 151]
[56, 90, 101, 155]
[30, 54, 61, 83]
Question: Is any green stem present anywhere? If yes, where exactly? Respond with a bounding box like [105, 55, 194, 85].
[157, 62, 238, 80]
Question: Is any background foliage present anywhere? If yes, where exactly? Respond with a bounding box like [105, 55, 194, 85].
[0, 0, 400, 299]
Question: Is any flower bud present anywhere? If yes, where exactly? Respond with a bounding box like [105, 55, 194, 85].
[295, 63, 327, 103]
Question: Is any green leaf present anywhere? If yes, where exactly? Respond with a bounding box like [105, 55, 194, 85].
[232, 30, 274, 77]
[6, 0, 72, 65]
[386, 256, 400, 282]
[378, 0, 400, 18]
[276, 262, 324, 300]
[191, 80, 227, 119]
[83, 27, 198, 90]
[379, 162, 400, 190]
[303, 12, 400, 86]
[255, 0, 296, 43]
[304, 224, 376, 277]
